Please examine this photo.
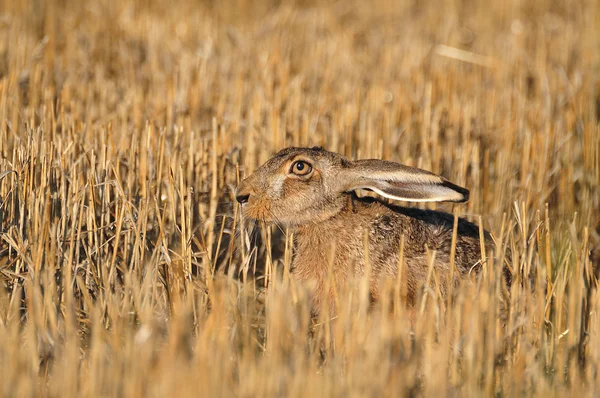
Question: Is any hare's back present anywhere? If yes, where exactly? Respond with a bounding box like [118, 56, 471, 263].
[364, 200, 490, 275]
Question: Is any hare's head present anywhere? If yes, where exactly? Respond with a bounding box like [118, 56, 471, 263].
[236, 147, 469, 227]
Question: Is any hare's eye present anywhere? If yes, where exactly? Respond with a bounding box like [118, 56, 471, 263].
[291, 161, 312, 176]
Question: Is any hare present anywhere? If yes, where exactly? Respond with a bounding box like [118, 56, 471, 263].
[236, 147, 499, 314]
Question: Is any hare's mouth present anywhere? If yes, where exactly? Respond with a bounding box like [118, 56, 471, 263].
[240, 201, 274, 223]
[241, 203, 300, 229]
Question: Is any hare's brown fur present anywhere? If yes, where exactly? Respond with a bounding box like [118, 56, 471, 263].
[237, 147, 494, 314]
[292, 196, 487, 311]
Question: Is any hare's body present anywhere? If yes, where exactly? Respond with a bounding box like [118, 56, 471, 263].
[293, 195, 487, 309]
[236, 147, 496, 314]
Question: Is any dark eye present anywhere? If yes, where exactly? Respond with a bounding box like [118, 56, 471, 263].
[291, 160, 312, 176]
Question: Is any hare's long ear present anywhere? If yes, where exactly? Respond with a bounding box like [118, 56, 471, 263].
[343, 159, 469, 203]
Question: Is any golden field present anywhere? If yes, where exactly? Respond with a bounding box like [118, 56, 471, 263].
[0, 0, 599, 396]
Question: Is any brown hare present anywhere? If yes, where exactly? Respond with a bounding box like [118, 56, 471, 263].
[236, 147, 498, 314]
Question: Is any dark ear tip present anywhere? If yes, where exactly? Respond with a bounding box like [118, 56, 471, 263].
[459, 189, 470, 203]
[442, 180, 470, 203]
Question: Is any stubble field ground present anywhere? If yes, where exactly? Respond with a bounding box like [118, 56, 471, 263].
[0, 0, 599, 396]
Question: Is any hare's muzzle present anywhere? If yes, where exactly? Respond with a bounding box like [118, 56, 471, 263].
[235, 181, 251, 204]
[236, 193, 249, 204]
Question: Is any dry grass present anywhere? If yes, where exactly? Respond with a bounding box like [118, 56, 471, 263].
[0, 0, 599, 396]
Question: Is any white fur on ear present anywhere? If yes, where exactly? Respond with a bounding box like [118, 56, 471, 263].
[351, 181, 468, 203]
[345, 160, 469, 203]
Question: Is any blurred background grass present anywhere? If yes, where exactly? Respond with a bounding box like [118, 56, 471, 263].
[0, 0, 599, 396]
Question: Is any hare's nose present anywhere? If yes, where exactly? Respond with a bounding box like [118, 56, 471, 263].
[236, 193, 250, 204]
[235, 181, 252, 204]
